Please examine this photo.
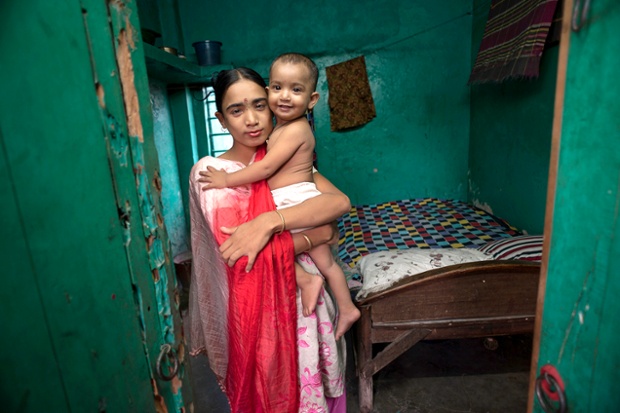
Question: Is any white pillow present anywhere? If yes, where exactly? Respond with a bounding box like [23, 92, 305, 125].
[356, 248, 493, 300]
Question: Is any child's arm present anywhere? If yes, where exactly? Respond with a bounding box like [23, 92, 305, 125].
[199, 125, 307, 189]
[218, 171, 350, 271]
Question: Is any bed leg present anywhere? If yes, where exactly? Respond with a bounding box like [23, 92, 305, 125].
[356, 306, 374, 413]
[359, 373, 373, 413]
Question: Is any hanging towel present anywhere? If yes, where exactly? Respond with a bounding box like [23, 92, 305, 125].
[326, 56, 376, 131]
[469, 0, 559, 84]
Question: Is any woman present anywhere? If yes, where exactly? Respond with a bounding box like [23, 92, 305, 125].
[188, 67, 350, 413]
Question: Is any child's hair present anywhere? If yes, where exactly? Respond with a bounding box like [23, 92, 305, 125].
[270, 53, 319, 92]
[213, 67, 267, 113]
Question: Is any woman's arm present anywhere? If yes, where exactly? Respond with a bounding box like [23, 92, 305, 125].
[280, 171, 351, 229]
[292, 222, 339, 255]
[218, 172, 350, 270]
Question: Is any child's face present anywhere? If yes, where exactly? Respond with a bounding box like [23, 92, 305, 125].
[268, 62, 319, 124]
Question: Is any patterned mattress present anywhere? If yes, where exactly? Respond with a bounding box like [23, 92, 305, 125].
[337, 198, 521, 268]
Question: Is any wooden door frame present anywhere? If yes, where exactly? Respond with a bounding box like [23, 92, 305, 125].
[527, 0, 571, 410]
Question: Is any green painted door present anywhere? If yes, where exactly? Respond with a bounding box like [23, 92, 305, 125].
[0, 0, 188, 411]
[530, 0, 620, 411]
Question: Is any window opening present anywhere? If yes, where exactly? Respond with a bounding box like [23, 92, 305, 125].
[204, 86, 232, 157]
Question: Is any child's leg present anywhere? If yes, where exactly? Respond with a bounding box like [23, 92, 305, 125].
[308, 244, 361, 340]
[295, 262, 324, 317]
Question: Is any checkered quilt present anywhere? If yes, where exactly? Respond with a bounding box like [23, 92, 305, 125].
[337, 198, 521, 268]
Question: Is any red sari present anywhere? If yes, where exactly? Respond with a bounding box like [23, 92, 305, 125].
[189, 145, 299, 413]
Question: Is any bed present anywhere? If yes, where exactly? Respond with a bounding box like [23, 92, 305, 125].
[335, 198, 543, 412]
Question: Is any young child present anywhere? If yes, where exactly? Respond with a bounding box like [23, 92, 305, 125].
[199, 53, 360, 340]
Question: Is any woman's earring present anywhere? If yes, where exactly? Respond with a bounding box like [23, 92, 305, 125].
[221, 126, 227, 131]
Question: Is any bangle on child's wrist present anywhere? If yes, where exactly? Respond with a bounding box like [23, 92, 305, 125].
[301, 233, 313, 252]
[274, 210, 286, 234]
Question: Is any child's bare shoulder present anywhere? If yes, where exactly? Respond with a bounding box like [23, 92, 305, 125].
[279, 118, 314, 140]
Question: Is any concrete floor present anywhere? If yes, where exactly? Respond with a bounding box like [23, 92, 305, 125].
[346, 335, 532, 413]
[186, 326, 533, 413]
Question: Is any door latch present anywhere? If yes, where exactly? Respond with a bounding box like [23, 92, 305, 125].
[535, 364, 567, 413]
[156, 343, 179, 381]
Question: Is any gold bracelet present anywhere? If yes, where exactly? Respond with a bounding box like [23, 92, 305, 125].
[301, 233, 313, 252]
[274, 210, 286, 234]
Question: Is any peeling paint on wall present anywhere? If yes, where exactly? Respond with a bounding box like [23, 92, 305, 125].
[471, 199, 494, 215]
[96, 83, 105, 109]
[129, 135, 179, 401]
[116, 27, 144, 142]
[107, 114, 129, 167]
[117, 200, 132, 247]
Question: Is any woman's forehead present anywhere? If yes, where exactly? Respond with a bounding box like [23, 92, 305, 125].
[223, 79, 267, 106]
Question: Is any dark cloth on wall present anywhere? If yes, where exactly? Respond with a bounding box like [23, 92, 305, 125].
[469, 0, 559, 84]
[325, 56, 376, 131]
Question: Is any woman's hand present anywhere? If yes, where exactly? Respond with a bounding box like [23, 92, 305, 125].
[218, 211, 280, 272]
[219, 213, 340, 271]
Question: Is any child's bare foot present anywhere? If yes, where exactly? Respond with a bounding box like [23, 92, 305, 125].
[299, 274, 324, 317]
[335, 304, 361, 340]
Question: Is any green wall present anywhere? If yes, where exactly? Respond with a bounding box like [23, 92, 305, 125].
[468, 0, 556, 234]
[179, 0, 474, 205]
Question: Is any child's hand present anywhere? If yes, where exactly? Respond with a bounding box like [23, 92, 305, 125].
[198, 166, 228, 190]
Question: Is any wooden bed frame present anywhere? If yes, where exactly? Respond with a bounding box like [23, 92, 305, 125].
[353, 260, 541, 412]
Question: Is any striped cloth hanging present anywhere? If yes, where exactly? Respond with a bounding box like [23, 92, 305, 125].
[469, 0, 559, 83]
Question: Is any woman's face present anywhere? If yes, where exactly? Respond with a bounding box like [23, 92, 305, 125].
[216, 79, 273, 150]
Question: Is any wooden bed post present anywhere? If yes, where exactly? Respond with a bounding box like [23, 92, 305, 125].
[356, 306, 374, 413]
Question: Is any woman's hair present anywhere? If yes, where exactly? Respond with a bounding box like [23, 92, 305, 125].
[270, 53, 319, 92]
[213, 67, 267, 113]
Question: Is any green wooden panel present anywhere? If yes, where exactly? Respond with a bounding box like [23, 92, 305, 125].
[0, 0, 155, 410]
[94, 0, 190, 410]
[534, 0, 620, 411]
[82, 0, 169, 383]
[0, 132, 69, 413]
[0, 0, 189, 410]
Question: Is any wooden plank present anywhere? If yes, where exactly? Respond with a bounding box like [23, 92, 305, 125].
[143, 43, 229, 85]
[358, 261, 540, 304]
[355, 307, 374, 413]
[372, 314, 535, 329]
[368, 266, 539, 323]
[361, 329, 431, 378]
[370, 318, 534, 343]
[528, 0, 573, 409]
